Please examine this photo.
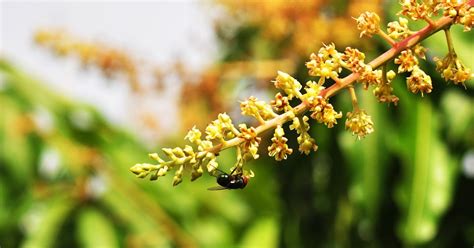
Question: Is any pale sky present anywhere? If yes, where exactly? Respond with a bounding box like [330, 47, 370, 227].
[1, 1, 218, 144]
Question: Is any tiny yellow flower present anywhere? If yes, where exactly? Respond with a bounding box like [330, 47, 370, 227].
[304, 81, 325, 98]
[306, 43, 343, 79]
[184, 126, 202, 144]
[458, 4, 473, 31]
[297, 133, 318, 155]
[355, 11, 381, 38]
[358, 66, 382, 89]
[406, 66, 433, 96]
[289, 117, 301, 132]
[398, 0, 434, 21]
[270, 93, 291, 113]
[387, 17, 411, 39]
[238, 124, 262, 160]
[172, 165, 184, 186]
[371, 70, 400, 105]
[413, 44, 428, 60]
[345, 109, 375, 139]
[205, 113, 237, 141]
[268, 125, 293, 161]
[309, 98, 342, 128]
[395, 49, 418, 73]
[434, 53, 472, 86]
[341, 47, 366, 73]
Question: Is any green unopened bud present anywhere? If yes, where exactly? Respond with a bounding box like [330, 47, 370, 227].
[137, 172, 149, 178]
[191, 166, 204, 181]
[149, 171, 159, 180]
[172, 165, 184, 186]
[172, 176, 183, 186]
[387, 70, 396, 81]
[157, 166, 168, 177]
[130, 163, 157, 175]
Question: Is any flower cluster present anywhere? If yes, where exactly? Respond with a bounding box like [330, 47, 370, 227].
[434, 53, 472, 86]
[398, 0, 474, 31]
[131, 0, 473, 188]
[398, 0, 434, 22]
[34, 29, 140, 91]
[289, 116, 318, 155]
[372, 70, 400, 105]
[273, 71, 303, 99]
[341, 47, 367, 73]
[238, 124, 262, 160]
[387, 17, 412, 39]
[130, 143, 217, 186]
[205, 113, 239, 141]
[355, 11, 381, 37]
[270, 93, 291, 112]
[268, 125, 293, 161]
[302, 81, 342, 128]
[395, 49, 419, 73]
[306, 43, 343, 81]
[241, 97, 277, 123]
[406, 66, 433, 96]
[308, 97, 342, 128]
[345, 110, 374, 139]
[439, 0, 474, 31]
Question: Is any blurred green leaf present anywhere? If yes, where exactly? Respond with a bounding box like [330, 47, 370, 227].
[395, 99, 458, 245]
[338, 87, 392, 242]
[100, 187, 170, 247]
[190, 217, 234, 248]
[0, 95, 34, 182]
[240, 217, 278, 248]
[21, 197, 75, 248]
[77, 207, 119, 248]
[440, 90, 474, 143]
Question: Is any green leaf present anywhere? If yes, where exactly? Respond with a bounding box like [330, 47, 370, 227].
[395, 99, 458, 245]
[21, 197, 75, 248]
[0, 95, 35, 182]
[77, 208, 119, 248]
[440, 90, 474, 143]
[240, 217, 278, 248]
[338, 88, 390, 238]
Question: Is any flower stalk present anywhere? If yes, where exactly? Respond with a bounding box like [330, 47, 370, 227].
[444, 28, 455, 55]
[131, 0, 473, 186]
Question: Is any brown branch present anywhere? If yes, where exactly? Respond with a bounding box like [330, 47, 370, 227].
[206, 2, 474, 156]
[321, 14, 457, 98]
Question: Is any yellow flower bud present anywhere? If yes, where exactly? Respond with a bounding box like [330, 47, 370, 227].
[184, 126, 202, 144]
[273, 71, 302, 99]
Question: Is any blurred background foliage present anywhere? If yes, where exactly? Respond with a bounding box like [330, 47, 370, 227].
[1, 1, 474, 248]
